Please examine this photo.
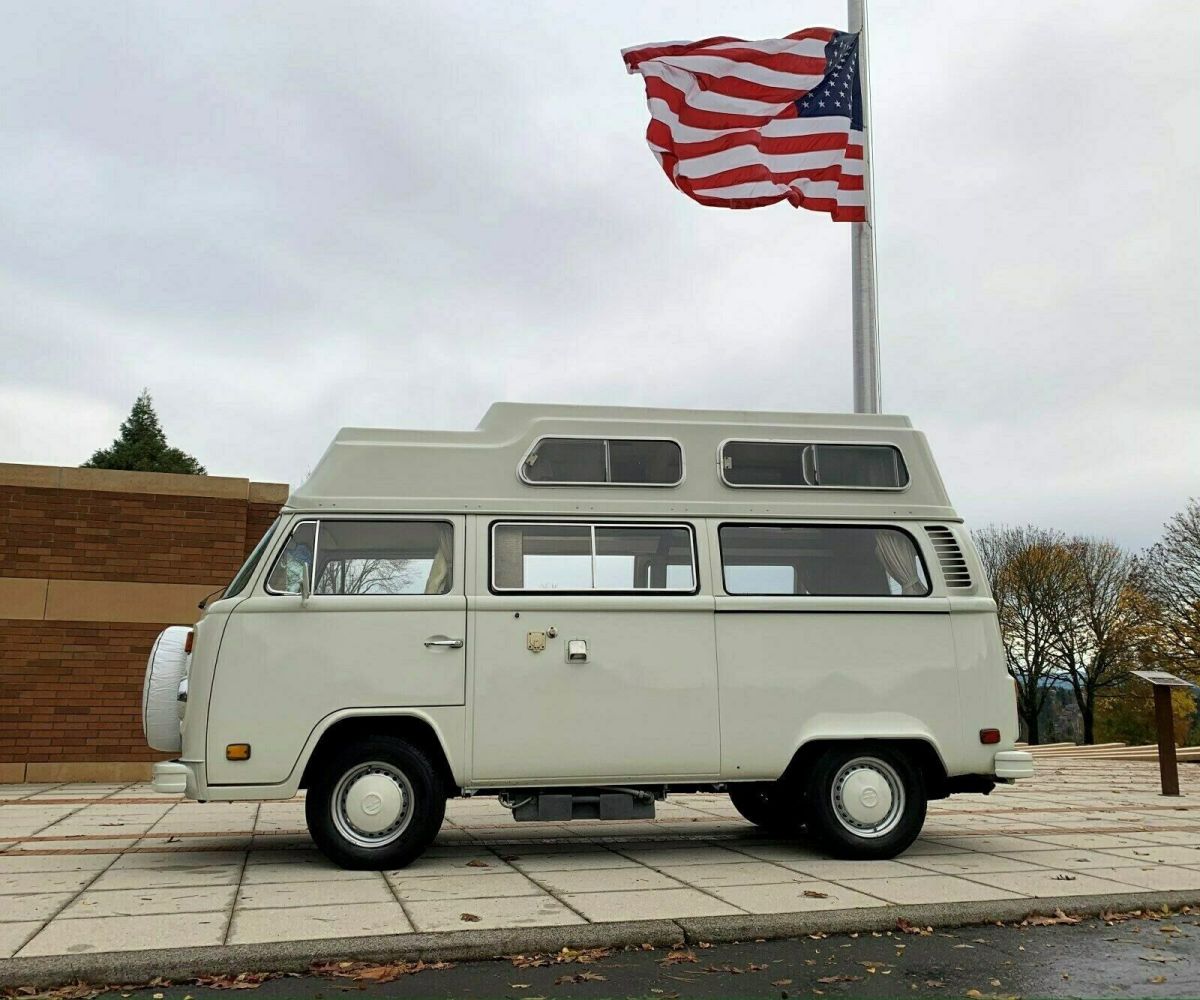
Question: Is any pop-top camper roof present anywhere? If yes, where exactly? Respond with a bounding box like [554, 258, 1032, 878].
[288, 402, 956, 520]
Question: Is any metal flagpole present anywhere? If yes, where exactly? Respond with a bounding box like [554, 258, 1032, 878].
[848, 0, 881, 414]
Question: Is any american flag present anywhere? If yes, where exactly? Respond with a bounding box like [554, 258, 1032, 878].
[622, 28, 865, 221]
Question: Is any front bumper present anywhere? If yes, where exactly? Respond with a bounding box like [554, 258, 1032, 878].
[152, 759, 199, 797]
[994, 749, 1034, 780]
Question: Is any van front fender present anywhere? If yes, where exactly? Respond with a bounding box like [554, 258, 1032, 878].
[292, 708, 466, 794]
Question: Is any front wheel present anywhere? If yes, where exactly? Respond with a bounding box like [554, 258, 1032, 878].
[305, 736, 445, 870]
[804, 746, 926, 860]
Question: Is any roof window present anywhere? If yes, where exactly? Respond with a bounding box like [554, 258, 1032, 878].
[520, 437, 683, 486]
[721, 441, 908, 489]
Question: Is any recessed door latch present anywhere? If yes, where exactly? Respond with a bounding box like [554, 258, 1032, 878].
[566, 639, 588, 663]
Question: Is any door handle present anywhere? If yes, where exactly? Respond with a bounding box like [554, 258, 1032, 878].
[424, 635, 464, 649]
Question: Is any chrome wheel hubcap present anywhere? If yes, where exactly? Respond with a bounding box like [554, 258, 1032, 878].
[331, 762, 413, 848]
[830, 757, 904, 839]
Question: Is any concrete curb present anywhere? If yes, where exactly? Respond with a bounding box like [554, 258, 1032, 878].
[2, 891, 1199, 990]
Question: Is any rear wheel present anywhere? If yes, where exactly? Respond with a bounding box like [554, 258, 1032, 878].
[804, 746, 926, 859]
[728, 781, 804, 835]
[305, 736, 445, 870]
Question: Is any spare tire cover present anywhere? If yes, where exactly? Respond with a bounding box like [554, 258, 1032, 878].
[142, 626, 190, 753]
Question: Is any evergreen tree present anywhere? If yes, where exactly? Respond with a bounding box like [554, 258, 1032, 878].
[82, 390, 206, 475]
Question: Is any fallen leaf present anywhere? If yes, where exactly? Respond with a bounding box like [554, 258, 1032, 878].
[1150, 975, 1167, 984]
[772, 979, 794, 987]
[817, 974, 863, 984]
[660, 950, 698, 966]
[1023, 909, 1081, 927]
[558, 947, 612, 964]
[461, 912, 482, 922]
[310, 960, 454, 983]
[897, 919, 933, 936]
[509, 954, 551, 969]
[554, 971, 607, 985]
[465, 859, 491, 868]
[803, 890, 829, 899]
[924, 980, 945, 988]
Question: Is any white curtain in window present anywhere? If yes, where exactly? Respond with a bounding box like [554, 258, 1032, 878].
[424, 525, 455, 595]
[874, 531, 923, 595]
[493, 527, 525, 590]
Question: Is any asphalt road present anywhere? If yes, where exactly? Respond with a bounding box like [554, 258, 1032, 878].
[49, 912, 1200, 999]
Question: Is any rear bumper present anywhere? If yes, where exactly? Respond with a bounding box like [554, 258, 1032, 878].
[152, 759, 198, 797]
[994, 749, 1034, 780]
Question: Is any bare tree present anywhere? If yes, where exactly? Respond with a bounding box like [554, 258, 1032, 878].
[1049, 539, 1147, 744]
[975, 526, 1077, 744]
[318, 559, 420, 595]
[1140, 499, 1200, 679]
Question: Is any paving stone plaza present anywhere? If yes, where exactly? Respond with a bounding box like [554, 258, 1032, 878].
[1, 759, 1199, 962]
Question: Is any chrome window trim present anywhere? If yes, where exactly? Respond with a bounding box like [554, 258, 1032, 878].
[716, 521, 932, 598]
[263, 518, 454, 597]
[717, 437, 911, 492]
[489, 519, 699, 594]
[517, 435, 685, 488]
[264, 519, 319, 596]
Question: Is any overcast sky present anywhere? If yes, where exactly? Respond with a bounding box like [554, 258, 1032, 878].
[2, 1, 1196, 549]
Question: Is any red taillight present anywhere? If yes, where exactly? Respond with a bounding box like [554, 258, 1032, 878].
[184, 630, 194, 654]
[979, 728, 1001, 745]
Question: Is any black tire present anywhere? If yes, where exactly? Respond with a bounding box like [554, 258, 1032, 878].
[728, 781, 804, 835]
[804, 745, 926, 860]
[305, 736, 446, 870]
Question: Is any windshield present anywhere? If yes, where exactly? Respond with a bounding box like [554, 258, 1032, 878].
[223, 517, 280, 600]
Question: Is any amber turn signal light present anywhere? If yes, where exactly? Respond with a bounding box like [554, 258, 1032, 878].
[979, 728, 1001, 745]
[225, 743, 251, 761]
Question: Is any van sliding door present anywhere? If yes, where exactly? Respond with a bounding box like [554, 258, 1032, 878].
[468, 519, 720, 783]
[708, 520, 964, 779]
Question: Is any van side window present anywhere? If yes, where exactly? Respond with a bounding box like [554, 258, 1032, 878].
[266, 520, 453, 596]
[265, 521, 316, 594]
[315, 521, 453, 595]
[719, 524, 929, 597]
[521, 438, 683, 486]
[721, 441, 908, 489]
[493, 522, 696, 592]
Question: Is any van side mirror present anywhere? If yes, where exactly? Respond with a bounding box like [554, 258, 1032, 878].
[299, 563, 312, 604]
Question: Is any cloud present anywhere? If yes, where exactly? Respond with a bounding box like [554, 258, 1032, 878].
[0, 0, 1196, 549]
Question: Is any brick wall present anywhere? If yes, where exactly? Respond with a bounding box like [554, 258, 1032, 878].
[0, 488, 249, 584]
[0, 621, 163, 763]
[0, 465, 287, 781]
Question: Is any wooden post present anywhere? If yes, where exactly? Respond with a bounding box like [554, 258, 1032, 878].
[1132, 670, 1188, 797]
[1153, 685, 1180, 797]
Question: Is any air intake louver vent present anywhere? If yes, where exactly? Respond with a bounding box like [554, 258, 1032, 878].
[925, 526, 972, 589]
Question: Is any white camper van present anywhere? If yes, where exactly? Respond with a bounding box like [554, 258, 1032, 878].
[143, 403, 1032, 869]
